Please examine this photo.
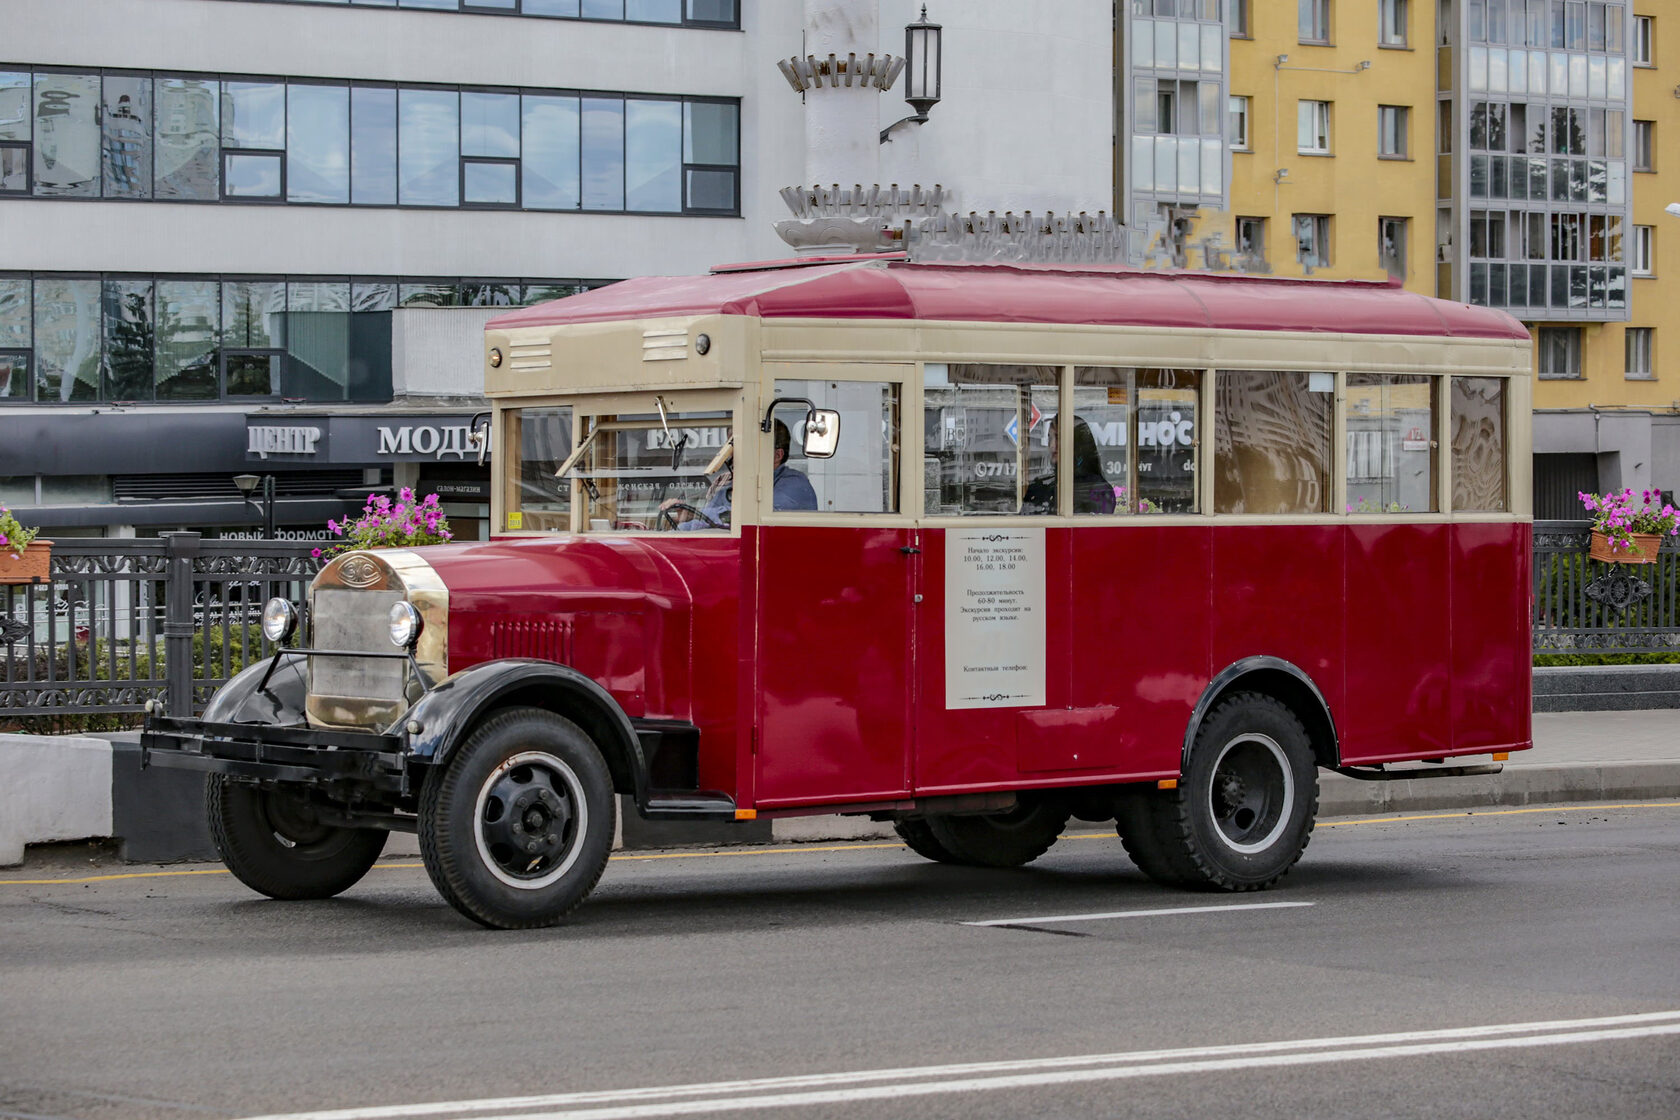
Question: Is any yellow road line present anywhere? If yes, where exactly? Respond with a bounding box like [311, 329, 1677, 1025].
[3, 802, 1674, 886]
[1318, 801, 1680, 828]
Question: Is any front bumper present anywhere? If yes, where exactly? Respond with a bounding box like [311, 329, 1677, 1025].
[141, 715, 410, 793]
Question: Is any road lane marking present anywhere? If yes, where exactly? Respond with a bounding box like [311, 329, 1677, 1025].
[1318, 801, 1680, 827]
[962, 901, 1315, 927]
[5, 802, 1676, 886]
[236, 1010, 1680, 1120]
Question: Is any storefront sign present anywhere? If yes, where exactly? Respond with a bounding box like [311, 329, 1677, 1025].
[243, 415, 492, 464]
[247, 426, 324, 459]
[944, 527, 1046, 710]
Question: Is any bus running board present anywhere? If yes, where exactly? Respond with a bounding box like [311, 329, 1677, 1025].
[1334, 763, 1504, 782]
[642, 789, 739, 820]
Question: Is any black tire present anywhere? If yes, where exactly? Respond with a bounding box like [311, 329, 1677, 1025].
[924, 803, 1069, 869]
[207, 778, 388, 901]
[893, 818, 967, 864]
[1118, 691, 1318, 891]
[419, 707, 616, 930]
[1112, 787, 1194, 887]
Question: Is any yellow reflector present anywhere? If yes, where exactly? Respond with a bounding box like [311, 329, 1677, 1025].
[735, 809, 758, 820]
[1158, 779, 1179, 790]
[1492, 752, 1509, 762]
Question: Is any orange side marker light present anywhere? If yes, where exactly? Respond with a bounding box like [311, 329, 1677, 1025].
[1158, 779, 1179, 790]
[735, 809, 758, 821]
[1492, 752, 1509, 762]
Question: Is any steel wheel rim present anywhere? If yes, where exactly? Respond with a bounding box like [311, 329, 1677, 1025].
[1206, 732, 1294, 854]
[472, 750, 589, 890]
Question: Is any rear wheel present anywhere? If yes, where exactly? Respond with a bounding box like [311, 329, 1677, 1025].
[207, 778, 387, 900]
[419, 707, 615, 930]
[925, 803, 1069, 869]
[893, 818, 966, 864]
[1117, 692, 1318, 890]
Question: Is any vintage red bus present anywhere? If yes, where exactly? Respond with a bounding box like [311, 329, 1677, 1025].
[143, 256, 1534, 929]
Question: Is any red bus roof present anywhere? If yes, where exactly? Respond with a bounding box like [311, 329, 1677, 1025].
[487, 259, 1530, 341]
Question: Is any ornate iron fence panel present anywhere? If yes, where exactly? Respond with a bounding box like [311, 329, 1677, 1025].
[1, 534, 321, 721]
[1534, 520, 1680, 655]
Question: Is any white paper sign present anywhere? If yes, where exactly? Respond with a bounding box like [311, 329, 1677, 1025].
[945, 528, 1046, 709]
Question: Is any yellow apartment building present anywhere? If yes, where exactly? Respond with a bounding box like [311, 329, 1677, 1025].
[1119, 0, 1678, 513]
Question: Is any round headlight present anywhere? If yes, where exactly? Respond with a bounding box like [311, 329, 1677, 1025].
[261, 598, 298, 644]
[388, 601, 423, 649]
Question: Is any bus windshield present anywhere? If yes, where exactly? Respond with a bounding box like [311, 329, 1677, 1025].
[566, 410, 733, 530]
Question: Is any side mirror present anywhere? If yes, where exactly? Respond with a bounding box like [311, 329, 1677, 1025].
[802, 409, 841, 459]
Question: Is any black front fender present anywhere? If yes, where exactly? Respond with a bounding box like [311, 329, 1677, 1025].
[202, 652, 309, 726]
[401, 659, 648, 805]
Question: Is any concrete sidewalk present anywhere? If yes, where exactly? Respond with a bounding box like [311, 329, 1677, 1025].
[4, 710, 1677, 865]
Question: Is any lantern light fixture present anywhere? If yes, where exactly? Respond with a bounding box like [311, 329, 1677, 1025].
[881, 6, 942, 143]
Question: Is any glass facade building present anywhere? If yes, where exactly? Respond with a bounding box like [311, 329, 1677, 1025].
[1122, 0, 1231, 228]
[0, 68, 740, 214]
[0, 274, 609, 405]
[217, 0, 738, 25]
[1441, 0, 1634, 319]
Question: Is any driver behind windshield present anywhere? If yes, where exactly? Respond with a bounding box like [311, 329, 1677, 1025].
[664, 419, 818, 528]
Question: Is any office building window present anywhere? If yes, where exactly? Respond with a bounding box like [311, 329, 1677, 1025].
[1299, 0, 1330, 43]
[1229, 96, 1250, 148]
[0, 272, 613, 405]
[1632, 225, 1653, 275]
[1625, 328, 1653, 380]
[210, 0, 739, 26]
[1298, 100, 1331, 154]
[1633, 15, 1653, 65]
[1537, 326, 1583, 379]
[0, 66, 740, 215]
[1380, 217, 1408, 280]
[1378, 105, 1409, 158]
[1379, 0, 1408, 46]
[1293, 213, 1331, 267]
[1633, 120, 1654, 171]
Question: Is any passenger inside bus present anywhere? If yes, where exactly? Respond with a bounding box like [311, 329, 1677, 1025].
[1023, 416, 1116, 515]
[662, 419, 818, 528]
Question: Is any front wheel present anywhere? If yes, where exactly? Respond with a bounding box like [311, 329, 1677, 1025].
[1117, 692, 1318, 890]
[207, 778, 388, 900]
[419, 707, 616, 929]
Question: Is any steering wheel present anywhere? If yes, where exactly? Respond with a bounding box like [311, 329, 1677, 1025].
[657, 502, 725, 531]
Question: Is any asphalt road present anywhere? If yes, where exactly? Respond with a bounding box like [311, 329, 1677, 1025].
[3, 802, 1678, 1120]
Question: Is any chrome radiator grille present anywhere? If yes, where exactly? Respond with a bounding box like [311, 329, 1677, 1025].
[309, 588, 406, 725]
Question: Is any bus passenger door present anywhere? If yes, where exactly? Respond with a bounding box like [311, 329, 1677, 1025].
[752, 370, 916, 808]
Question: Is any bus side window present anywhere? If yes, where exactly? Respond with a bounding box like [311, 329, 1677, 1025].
[924, 363, 1059, 516]
[771, 380, 901, 513]
[1451, 377, 1508, 512]
[1214, 370, 1334, 515]
[506, 406, 572, 531]
[1346, 374, 1439, 514]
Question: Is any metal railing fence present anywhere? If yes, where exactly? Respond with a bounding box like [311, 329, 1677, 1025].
[4, 523, 1677, 722]
[1533, 521, 1680, 656]
[1, 533, 320, 723]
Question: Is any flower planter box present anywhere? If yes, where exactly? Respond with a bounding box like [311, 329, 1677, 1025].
[0, 540, 52, 584]
[1589, 530, 1662, 565]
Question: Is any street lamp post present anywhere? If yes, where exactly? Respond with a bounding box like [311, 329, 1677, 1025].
[233, 473, 276, 539]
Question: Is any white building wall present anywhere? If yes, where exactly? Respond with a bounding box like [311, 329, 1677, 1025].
[7, 0, 1117, 282]
[5, 0, 802, 279]
[874, 0, 1114, 217]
